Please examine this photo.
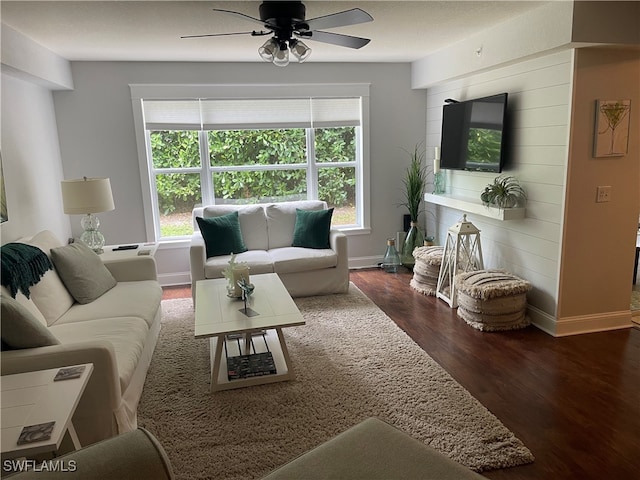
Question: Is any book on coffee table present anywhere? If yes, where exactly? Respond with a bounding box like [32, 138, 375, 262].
[227, 352, 277, 380]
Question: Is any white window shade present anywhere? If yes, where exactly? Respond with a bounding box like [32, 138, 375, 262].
[143, 97, 361, 131]
[311, 98, 361, 127]
[143, 100, 202, 130]
[201, 98, 312, 129]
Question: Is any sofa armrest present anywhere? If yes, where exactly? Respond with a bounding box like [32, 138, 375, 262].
[1, 341, 122, 411]
[329, 229, 348, 258]
[103, 256, 158, 282]
[5, 427, 174, 480]
[190, 233, 207, 302]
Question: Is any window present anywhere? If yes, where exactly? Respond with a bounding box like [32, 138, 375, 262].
[132, 85, 369, 241]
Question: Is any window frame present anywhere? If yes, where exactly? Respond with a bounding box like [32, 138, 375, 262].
[131, 84, 371, 243]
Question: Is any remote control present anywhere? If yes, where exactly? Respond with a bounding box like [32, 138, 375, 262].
[114, 245, 138, 251]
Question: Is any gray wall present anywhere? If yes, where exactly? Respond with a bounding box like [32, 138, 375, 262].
[52, 62, 427, 283]
[1, 73, 71, 244]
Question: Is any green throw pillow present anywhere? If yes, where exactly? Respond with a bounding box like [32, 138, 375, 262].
[196, 211, 248, 258]
[1, 296, 60, 350]
[292, 208, 334, 249]
[50, 242, 117, 304]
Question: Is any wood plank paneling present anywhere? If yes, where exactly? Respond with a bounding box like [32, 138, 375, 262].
[424, 50, 573, 321]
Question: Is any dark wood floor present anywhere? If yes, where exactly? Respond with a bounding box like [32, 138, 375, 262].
[163, 269, 640, 479]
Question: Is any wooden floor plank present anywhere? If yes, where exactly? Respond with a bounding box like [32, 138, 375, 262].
[163, 269, 640, 479]
[349, 268, 640, 480]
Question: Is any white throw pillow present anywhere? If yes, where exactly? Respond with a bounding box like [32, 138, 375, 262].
[266, 201, 327, 249]
[21, 231, 75, 326]
[201, 204, 268, 251]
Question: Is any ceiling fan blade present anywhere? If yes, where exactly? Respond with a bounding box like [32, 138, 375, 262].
[211, 8, 269, 28]
[303, 30, 371, 49]
[303, 8, 373, 31]
[181, 31, 260, 39]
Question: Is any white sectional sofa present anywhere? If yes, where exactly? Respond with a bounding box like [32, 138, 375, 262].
[0, 230, 162, 446]
[190, 200, 349, 303]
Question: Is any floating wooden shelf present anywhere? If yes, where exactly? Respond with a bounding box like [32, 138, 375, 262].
[424, 193, 525, 221]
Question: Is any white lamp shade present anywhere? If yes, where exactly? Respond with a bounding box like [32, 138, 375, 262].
[61, 177, 115, 214]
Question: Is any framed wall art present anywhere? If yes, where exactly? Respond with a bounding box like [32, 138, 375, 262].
[593, 99, 631, 157]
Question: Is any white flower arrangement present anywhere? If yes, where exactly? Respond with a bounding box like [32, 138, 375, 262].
[221, 253, 250, 296]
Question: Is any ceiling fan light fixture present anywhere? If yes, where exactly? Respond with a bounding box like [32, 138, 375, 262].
[273, 41, 290, 67]
[186, 3, 373, 66]
[258, 38, 278, 62]
[290, 39, 312, 63]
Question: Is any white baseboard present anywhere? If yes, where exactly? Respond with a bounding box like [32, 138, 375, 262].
[554, 310, 633, 337]
[349, 256, 382, 270]
[526, 305, 557, 336]
[158, 272, 191, 287]
[527, 304, 633, 337]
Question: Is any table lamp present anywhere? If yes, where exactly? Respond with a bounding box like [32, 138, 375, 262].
[61, 177, 115, 254]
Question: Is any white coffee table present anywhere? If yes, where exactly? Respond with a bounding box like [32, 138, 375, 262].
[195, 273, 305, 392]
[1, 363, 93, 459]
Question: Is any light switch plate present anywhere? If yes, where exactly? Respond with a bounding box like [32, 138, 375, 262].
[596, 186, 612, 203]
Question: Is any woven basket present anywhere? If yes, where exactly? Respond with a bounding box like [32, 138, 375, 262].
[455, 270, 531, 331]
[410, 246, 443, 296]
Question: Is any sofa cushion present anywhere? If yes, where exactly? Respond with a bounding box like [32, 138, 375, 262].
[265, 200, 327, 249]
[292, 208, 334, 249]
[197, 212, 248, 258]
[270, 247, 338, 274]
[1, 295, 60, 350]
[203, 251, 274, 279]
[200, 204, 268, 251]
[51, 316, 149, 392]
[53, 280, 162, 329]
[21, 231, 75, 325]
[51, 242, 117, 304]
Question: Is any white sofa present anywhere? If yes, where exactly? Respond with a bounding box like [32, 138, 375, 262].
[190, 200, 349, 303]
[0, 230, 162, 446]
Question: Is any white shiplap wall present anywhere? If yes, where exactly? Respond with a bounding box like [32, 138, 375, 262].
[424, 50, 573, 319]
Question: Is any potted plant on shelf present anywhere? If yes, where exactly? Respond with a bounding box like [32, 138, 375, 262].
[399, 144, 428, 269]
[480, 175, 527, 209]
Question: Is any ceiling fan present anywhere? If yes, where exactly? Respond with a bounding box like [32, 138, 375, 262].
[181, 1, 373, 66]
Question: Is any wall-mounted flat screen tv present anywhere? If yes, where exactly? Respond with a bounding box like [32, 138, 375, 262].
[440, 93, 508, 173]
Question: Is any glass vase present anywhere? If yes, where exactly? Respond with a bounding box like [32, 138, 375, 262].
[402, 221, 425, 269]
[382, 238, 402, 273]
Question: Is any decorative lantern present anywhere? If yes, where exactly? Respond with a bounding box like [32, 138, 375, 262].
[436, 214, 484, 308]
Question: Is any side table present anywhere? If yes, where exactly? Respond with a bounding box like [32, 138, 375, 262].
[1, 364, 93, 460]
[100, 243, 158, 262]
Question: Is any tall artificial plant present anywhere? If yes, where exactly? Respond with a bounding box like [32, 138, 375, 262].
[400, 144, 428, 223]
[399, 144, 428, 269]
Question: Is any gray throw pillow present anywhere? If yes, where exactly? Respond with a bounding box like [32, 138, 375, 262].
[50, 242, 117, 304]
[1, 296, 60, 350]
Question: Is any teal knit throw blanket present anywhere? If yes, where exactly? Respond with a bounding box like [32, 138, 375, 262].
[1, 243, 53, 299]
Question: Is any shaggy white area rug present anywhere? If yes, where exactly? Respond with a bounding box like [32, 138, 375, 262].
[138, 285, 533, 480]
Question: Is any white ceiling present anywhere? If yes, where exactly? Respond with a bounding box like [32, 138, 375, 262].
[1, 1, 547, 63]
